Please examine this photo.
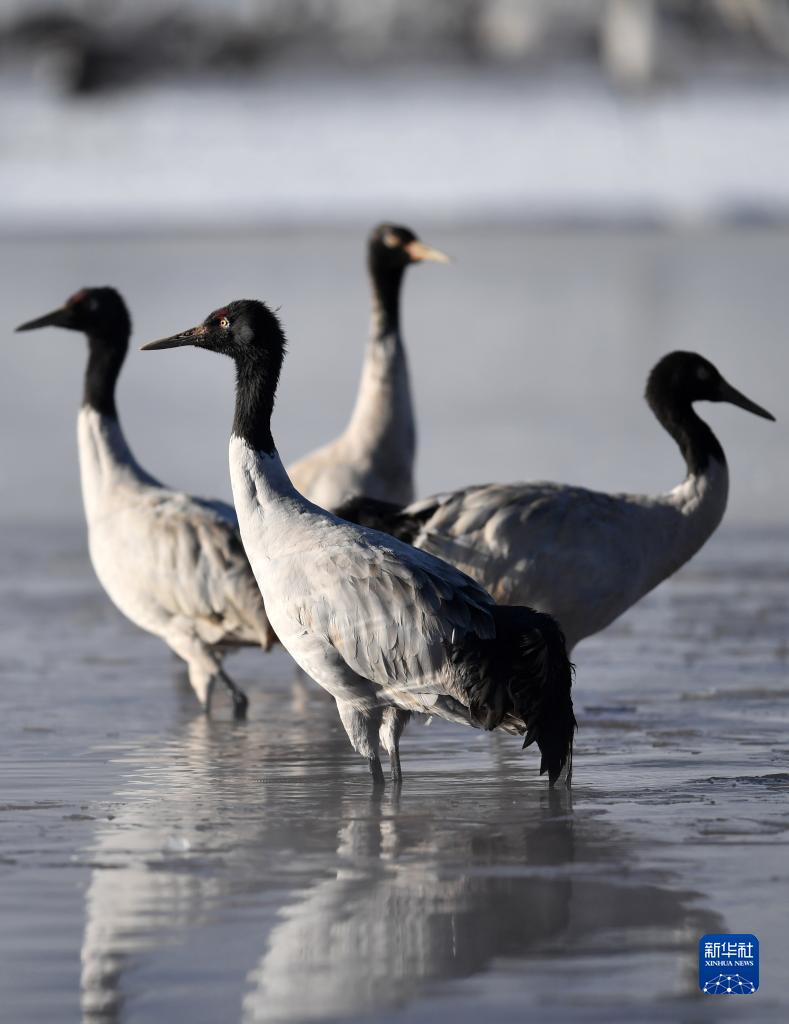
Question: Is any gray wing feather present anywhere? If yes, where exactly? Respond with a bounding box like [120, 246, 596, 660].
[408, 482, 683, 642]
[144, 491, 272, 648]
[289, 532, 495, 699]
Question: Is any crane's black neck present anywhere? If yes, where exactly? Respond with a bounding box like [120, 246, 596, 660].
[83, 333, 128, 418]
[647, 388, 725, 477]
[231, 348, 283, 456]
[370, 263, 405, 337]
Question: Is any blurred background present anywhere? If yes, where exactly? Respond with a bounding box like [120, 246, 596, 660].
[1, 0, 786, 524]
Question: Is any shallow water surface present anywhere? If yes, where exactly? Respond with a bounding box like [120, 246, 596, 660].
[1, 224, 787, 1021]
[0, 523, 787, 1023]
[1, 226, 787, 526]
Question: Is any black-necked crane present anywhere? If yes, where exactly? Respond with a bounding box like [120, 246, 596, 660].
[15, 288, 276, 715]
[338, 351, 775, 650]
[142, 300, 576, 785]
[287, 223, 448, 509]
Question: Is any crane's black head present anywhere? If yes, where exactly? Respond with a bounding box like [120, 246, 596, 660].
[142, 300, 286, 454]
[15, 287, 131, 342]
[141, 299, 284, 365]
[368, 223, 450, 274]
[646, 351, 774, 422]
[16, 287, 131, 417]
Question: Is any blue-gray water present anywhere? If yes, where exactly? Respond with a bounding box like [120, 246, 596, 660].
[0, 227, 787, 1022]
[1, 522, 787, 1023]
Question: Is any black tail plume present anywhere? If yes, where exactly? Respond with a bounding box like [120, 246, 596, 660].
[459, 606, 576, 786]
[517, 611, 576, 785]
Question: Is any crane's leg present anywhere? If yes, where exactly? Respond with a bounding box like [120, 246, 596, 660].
[165, 631, 248, 719]
[218, 668, 249, 719]
[182, 659, 216, 711]
[336, 699, 384, 784]
[379, 707, 410, 784]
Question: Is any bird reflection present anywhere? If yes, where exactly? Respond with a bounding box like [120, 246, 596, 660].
[79, 694, 352, 1022]
[243, 785, 576, 1022]
[242, 778, 718, 1022]
[78, 707, 719, 1024]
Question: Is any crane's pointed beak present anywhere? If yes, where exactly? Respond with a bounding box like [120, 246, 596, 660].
[718, 380, 775, 422]
[404, 240, 451, 264]
[141, 324, 206, 351]
[15, 306, 74, 332]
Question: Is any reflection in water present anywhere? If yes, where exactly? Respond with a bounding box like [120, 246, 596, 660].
[66, 523, 788, 1022]
[79, 697, 353, 1022]
[79, 717, 246, 1020]
[78, 707, 718, 1023]
[242, 786, 716, 1022]
[244, 788, 576, 1022]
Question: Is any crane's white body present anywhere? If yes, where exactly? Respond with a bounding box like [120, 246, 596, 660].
[230, 436, 501, 760]
[78, 407, 273, 704]
[394, 458, 729, 650]
[287, 320, 415, 510]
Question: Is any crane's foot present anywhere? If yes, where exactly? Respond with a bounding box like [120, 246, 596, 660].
[369, 755, 385, 786]
[218, 669, 248, 720]
[232, 689, 249, 720]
